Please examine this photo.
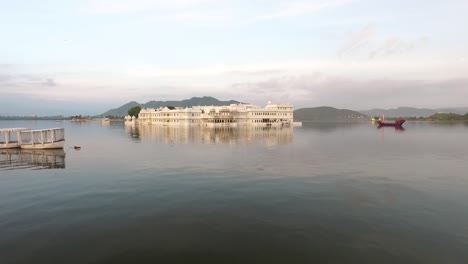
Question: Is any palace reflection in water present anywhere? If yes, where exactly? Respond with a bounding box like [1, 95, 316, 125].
[0, 149, 66, 170]
[126, 124, 294, 145]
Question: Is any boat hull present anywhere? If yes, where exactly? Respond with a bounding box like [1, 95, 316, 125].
[1, 128, 29, 149]
[377, 120, 405, 126]
[0, 142, 21, 149]
[20, 140, 65, 149]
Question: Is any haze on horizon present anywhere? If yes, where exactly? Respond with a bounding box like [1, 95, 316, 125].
[1, 0, 467, 116]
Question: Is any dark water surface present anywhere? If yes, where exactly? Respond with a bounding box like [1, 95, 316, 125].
[1, 120, 468, 264]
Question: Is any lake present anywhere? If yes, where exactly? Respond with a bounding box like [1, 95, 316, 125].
[1, 120, 468, 264]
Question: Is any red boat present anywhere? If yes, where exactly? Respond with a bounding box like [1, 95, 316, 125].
[377, 119, 406, 127]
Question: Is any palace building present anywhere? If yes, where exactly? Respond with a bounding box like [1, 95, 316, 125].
[125, 102, 295, 128]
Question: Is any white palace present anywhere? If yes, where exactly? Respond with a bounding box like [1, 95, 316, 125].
[125, 102, 297, 128]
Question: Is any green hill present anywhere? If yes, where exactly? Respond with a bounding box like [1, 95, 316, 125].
[360, 107, 468, 118]
[100, 101, 140, 117]
[100, 96, 241, 117]
[427, 112, 468, 121]
[294, 107, 368, 121]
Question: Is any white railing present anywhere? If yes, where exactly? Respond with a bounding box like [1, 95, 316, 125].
[20, 128, 65, 145]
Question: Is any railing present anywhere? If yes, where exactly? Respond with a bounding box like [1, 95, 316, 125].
[20, 128, 65, 145]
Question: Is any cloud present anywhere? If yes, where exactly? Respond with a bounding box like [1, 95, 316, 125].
[339, 25, 430, 60]
[125, 56, 467, 81]
[84, 0, 237, 29]
[0, 74, 56, 88]
[368, 36, 430, 59]
[250, 0, 354, 22]
[126, 64, 288, 78]
[229, 75, 468, 109]
[0, 74, 13, 83]
[338, 24, 377, 57]
[2, 54, 467, 114]
[0, 73, 125, 102]
[84, 0, 356, 27]
[83, 0, 211, 14]
[0, 64, 13, 68]
[232, 72, 325, 93]
[42, 78, 56, 87]
[224, 69, 285, 76]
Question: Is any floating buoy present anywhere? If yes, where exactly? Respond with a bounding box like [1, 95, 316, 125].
[74, 145, 81, 150]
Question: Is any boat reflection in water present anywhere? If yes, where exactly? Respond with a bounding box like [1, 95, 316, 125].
[0, 149, 66, 170]
[377, 125, 406, 132]
[126, 124, 293, 146]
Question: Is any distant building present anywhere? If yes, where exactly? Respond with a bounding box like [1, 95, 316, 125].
[125, 102, 294, 128]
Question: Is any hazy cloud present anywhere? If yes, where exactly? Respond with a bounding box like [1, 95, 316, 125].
[233, 72, 324, 93]
[0, 64, 13, 68]
[231, 75, 468, 109]
[368, 36, 430, 59]
[249, 0, 354, 22]
[0, 73, 114, 101]
[42, 78, 57, 87]
[338, 25, 377, 57]
[339, 25, 429, 60]
[0, 74, 56, 89]
[85, 0, 356, 27]
[2, 1, 467, 116]
[83, 0, 212, 14]
[224, 69, 285, 77]
[0, 74, 13, 82]
[2, 55, 466, 115]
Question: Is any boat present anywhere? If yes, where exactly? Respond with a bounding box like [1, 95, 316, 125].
[19, 128, 65, 149]
[0, 128, 29, 149]
[377, 119, 406, 127]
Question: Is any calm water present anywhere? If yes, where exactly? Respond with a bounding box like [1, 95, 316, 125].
[1, 120, 468, 264]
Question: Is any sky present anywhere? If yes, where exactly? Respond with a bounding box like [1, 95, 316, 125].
[1, 0, 467, 116]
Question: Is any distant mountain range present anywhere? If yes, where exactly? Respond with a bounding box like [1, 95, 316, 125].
[360, 107, 468, 118]
[100, 96, 241, 117]
[294, 107, 368, 121]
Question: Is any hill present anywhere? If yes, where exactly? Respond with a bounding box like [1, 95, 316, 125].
[360, 107, 468, 118]
[101, 96, 241, 117]
[425, 113, 468, 121]
[294, 107, 368, 121]
[101, 101, 141, 117]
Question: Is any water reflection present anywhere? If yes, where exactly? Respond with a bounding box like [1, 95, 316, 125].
[0, 149, 66, 170]
[101, 120, 125, 130]
[126, 124, 141, 142]
[126, 124, 293, 145]
[301, 121, 364, 132]
[377, 125, 405, 132]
